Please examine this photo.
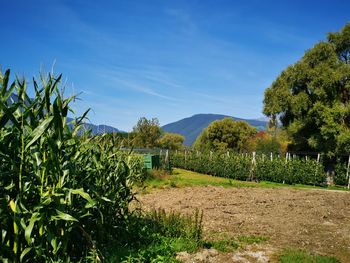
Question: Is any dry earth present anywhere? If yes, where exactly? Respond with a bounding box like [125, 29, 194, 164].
[137, 186, 350, 262]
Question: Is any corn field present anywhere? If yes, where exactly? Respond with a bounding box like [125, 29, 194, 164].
[0, 69, 145, 262]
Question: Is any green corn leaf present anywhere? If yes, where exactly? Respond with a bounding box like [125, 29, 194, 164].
[71, 188, 96, 208]
[20, 247, 32, 262]
[0, 69, 10, 96]
[25, 212, 40, 244]
[100, 197, 112, 202]
[25, 116, 53, 150]
[51, 210, 78, 222]
[3, 82, 16, 103]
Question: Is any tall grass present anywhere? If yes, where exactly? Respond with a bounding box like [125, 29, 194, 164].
[0, 69, 145, 262]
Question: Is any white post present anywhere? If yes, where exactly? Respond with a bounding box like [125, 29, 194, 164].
[305, 155, 308, 161]
[346, 155, 350, 189]
[285, 152, 288, 163]
[165, 150, 169, 163]
[227, 151, 230, 158]
[270, 152, 273, 161]
[250, 151, 256, 181]
[314, 153, 321, 186]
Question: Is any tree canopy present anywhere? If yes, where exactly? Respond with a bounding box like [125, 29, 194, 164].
[132, 117, 162, 148]
[263, 23, 350, 156]
[157, 132, 185, 150]
[193, 117, 256, 152]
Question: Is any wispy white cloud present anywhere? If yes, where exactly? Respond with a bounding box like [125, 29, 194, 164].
[96, 70, 182, 102]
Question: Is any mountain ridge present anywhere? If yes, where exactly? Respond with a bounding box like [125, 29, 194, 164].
[162, 113, 268, 146]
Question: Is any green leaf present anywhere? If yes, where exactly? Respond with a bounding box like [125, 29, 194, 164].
[70, 188, 93, 202]
[20, 247, 32, 262]
[25, 212, 40, 244]
[51, 210, 78, 222]
[25, 116, 54, 150]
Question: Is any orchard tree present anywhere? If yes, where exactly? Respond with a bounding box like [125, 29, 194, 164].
[157, 132, 185, 150]
[193, 117, 256, 152]
[132, 117, 162, 148]
[263, 23, 350, 156]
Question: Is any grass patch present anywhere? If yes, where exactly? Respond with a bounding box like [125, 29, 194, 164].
[203, 233, 269, 253]
[237, 235, 269, 245]
[203, 239, 239, 252]
[141, 168, 349, 192]
[104, 208, 204, 262]
[279, 249, 340, 263]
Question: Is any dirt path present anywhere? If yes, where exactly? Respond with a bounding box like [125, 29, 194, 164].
[137, 186, 350, 262]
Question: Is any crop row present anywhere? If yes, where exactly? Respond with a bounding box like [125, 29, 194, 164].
[171, 151, 327, 186]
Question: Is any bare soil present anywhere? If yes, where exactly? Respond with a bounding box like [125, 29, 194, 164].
[137, 186, 350, 262]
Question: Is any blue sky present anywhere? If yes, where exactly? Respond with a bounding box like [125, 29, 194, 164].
[1, 0, 350, 131]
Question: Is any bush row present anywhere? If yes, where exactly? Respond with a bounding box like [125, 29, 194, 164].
[171, 151, 327, 186]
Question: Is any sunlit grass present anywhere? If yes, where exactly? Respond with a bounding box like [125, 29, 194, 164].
[279, 249, 339, 263]
[142, 168, 349, 192]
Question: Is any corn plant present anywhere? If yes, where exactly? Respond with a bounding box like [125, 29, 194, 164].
[0, 69, 145, 262]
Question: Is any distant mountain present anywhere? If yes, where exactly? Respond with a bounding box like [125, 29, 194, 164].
[79, 123, 124, 135]
[162, 114, 268, 146]
[66, 118, 124, 135]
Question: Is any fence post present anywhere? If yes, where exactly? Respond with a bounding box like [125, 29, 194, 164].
[165, 150, 169, 163]
[250, 151, 256, 181]
[347, 155, 350, 189]
[270, 152, 273, 161]
[210, 151, 213, 160]
[227, 151, 230, 158]
[285, 152, 288, 163]
[314, 153, 321, 186]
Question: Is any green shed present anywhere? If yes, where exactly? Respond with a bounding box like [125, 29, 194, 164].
[144, 154, 160, 169]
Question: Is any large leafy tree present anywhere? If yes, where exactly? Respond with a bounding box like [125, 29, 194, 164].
[263, 23, 350, 156]
[132, 117, 162, 148]
[157, 132, 185, 150]
[193, 117, 256, 152]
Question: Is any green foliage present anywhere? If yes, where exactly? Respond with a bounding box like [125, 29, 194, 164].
[263, 23, 350, 157]
[279, 249, 339, 263]
[157, 132, 185, 150]
[172, 151, 327, 186]
[205, 239, 238, 252]
[334, 157, 349, 186]
[0, 69, 145, 262]
[106, 209, 204, 262]
[132, 117, 162, 148]
[193, 118, 256, 152]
